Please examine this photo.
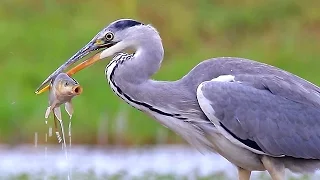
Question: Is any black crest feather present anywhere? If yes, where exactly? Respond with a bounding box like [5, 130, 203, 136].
[111, 19, 144, 30]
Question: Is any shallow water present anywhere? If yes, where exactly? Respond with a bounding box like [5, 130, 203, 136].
[0, 144, 318, 180]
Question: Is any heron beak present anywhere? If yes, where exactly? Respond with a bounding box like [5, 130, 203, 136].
[35, 39, 117, 95]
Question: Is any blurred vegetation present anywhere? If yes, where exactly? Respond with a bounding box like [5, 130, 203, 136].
[1, 0, 320, 146]
[3, 171, 314, 180]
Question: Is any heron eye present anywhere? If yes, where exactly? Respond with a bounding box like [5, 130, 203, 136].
[105, 32, 114, 41]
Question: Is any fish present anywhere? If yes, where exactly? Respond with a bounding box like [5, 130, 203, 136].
[44, 73, 83, 142]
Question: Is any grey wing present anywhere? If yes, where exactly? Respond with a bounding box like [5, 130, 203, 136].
[196, 74, 320, 159]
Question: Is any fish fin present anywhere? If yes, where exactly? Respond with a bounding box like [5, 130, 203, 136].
[45, 106, 52, 119]
[46, 99, 58, 119]
[53, 114, 59, 132]
[53, 107, 62, 122]
[65, 101, 73, 119]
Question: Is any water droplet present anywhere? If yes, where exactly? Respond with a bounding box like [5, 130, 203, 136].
[68, 121, 72, 148]
[34, 132, 38, 148]
[48, 127, 52, 137]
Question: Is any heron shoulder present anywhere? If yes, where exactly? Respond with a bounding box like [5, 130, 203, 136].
[182, 57, 320, 95]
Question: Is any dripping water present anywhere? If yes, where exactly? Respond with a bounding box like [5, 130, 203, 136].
[45, 133, 48, 157]
[68, 120, 72, 148]
[44, 131, 48, 180]
[68, 118, 73, 179]
[49, 126, 52, 137]
[43, 112, 71, 180]
[34, 132, 38, 148]
[57, 118, 71, 180]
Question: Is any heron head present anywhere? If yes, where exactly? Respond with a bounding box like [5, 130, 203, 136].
[35, 19, 154, 94]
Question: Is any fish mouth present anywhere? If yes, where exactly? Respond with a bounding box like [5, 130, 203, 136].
[72, 85, 83, 95]
[35, 39, 118, 95]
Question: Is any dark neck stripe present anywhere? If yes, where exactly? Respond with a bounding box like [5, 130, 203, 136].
[108, 61, 187, 120]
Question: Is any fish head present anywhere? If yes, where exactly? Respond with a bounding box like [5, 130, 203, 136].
[54, 73, 83, 98]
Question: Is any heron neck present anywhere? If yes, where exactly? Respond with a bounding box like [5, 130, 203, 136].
[116, 37, 164, 84]
[110, 38, 199, 112]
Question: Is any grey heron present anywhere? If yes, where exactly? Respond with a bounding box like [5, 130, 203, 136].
[35, 19, 320, 180]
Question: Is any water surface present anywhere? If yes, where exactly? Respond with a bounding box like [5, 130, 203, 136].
[0, 145, 318, 179]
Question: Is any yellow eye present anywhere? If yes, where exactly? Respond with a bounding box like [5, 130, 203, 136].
[105, 32, 114, 41]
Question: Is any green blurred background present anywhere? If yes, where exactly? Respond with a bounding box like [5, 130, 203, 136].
[1, 0, 320, 146]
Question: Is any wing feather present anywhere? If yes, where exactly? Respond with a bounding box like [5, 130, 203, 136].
[197, 74, 320, 159]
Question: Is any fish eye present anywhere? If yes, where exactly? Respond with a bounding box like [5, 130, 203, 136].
[64, 82, 69, 86]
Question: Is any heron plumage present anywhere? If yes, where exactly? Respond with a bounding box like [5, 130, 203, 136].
[103, 22, 320, 176]
[198, 73, 320, 159]
[38, 19, 320, 179]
